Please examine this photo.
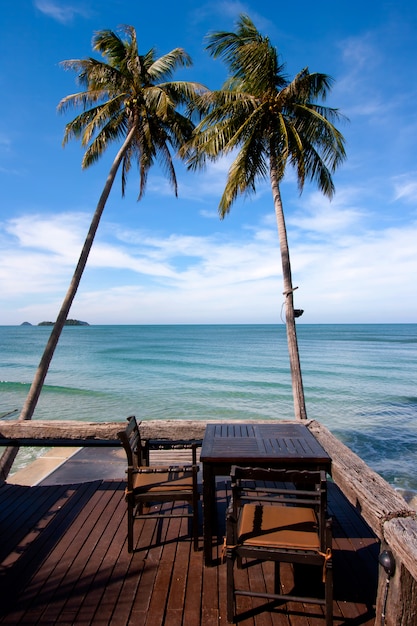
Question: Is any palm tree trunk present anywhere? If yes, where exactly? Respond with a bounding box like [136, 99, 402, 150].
[0, 127, 136, 481]
[270, 161, 307, 420]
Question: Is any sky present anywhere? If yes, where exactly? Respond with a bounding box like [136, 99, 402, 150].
[1, 0, 416, 325]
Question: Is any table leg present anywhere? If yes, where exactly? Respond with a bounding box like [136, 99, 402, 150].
[202, 462, 215, 566]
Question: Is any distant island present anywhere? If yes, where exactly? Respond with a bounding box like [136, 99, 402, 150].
[39, 319, 90, 326]
[20, 320, 90, 326]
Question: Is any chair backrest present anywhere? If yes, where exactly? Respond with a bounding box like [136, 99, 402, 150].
[230, 466, 328, 547]
[117, 415, 144, 471]
[117, 416, 202, 470]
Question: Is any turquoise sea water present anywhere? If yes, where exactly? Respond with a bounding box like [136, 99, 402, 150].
[1, 324, 416, 496]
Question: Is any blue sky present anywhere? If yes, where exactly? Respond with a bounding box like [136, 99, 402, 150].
[1, 0, 416, 325]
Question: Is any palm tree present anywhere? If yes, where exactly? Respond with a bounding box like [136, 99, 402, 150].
[184, 15, 346, 420]
[0, 25, 204, 480]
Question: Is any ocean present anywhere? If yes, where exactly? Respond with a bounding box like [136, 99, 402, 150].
[1, 323, 416, 497]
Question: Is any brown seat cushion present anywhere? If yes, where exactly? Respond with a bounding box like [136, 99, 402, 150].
[133, 467, 194, 493]
[238, 504, 320, 550]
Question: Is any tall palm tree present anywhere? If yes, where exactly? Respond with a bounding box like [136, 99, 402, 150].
[0, 25, 204, 480]
[184, 15, 346, 420]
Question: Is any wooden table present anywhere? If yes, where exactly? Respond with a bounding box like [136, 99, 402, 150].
[200, 422, 332, 565]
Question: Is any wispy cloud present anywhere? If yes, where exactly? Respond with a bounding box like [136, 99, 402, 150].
[335, 34, 384, 118]
[392, 172, 417, 204]
[5, 213, 90, 260]
[288, 190, 366, 237]
[34, 0, 91, 24]
[192, 1, 276, 39]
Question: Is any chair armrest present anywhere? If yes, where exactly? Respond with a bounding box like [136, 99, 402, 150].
[132, 464, 199, 474]
[145, 439, 203, 449]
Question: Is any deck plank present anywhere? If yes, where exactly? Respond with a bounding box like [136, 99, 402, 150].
[0, 473, 379, 625]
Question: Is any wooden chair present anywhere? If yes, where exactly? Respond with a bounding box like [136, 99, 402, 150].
[224, 466, 333, 625]
[117, 415, 201, 552]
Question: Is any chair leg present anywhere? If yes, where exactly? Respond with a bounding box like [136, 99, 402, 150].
[274, 561, 281, 595]
[325, 559, 333, 626]
[192, 501, 199, 551]
[127, 500, 134, 553]
[226, 555, 235, 623]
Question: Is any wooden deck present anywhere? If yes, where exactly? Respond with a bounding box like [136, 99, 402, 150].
[0, 462, 379, 626]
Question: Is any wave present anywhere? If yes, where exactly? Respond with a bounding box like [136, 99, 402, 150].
[0, 380, 108, 398]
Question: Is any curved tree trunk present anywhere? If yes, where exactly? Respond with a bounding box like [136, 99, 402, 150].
[0, 127, 136, 481]
[270, 161, 307, 420]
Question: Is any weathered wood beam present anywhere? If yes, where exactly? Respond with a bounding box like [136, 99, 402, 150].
[383, 517, 417, 587]
[0, 419, 221, 446]
[0, 420, 124, 445]
[0, 418, 276, 445]
[138, 419, 208, 440]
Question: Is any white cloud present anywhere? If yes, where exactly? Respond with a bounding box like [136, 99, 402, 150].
[290, 219, 417, 322]
[5, 213, 89, 258]
[199, 208, 220, 219]
[392, 172, 417, 204]
[334, 33, 386, 119]
[88, 243, 178, 279]
[340, 33, 381, 71]
[34, 0, 90, 23]
[288, 191, 365, 236]
[178, 155, 234, 202]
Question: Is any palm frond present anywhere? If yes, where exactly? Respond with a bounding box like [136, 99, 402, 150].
[219, 131, 268, 217]
[92, 29, 130, 67]
[82, 113, 128, 168]
[149, 48, 192, 81]
[58, 90, 107, 117]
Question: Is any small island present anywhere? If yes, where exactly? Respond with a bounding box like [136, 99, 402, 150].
[37, 319, 90, 326]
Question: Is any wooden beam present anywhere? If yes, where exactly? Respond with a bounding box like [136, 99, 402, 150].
[0, 419, 219, 447]
[0, 420, 124, 444]
[383, 516, 417, 584]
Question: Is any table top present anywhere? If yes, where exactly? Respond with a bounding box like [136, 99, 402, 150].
[200, 422, 331, 467]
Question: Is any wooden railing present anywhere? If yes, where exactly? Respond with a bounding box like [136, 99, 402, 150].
[1, 417, 416, 625]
